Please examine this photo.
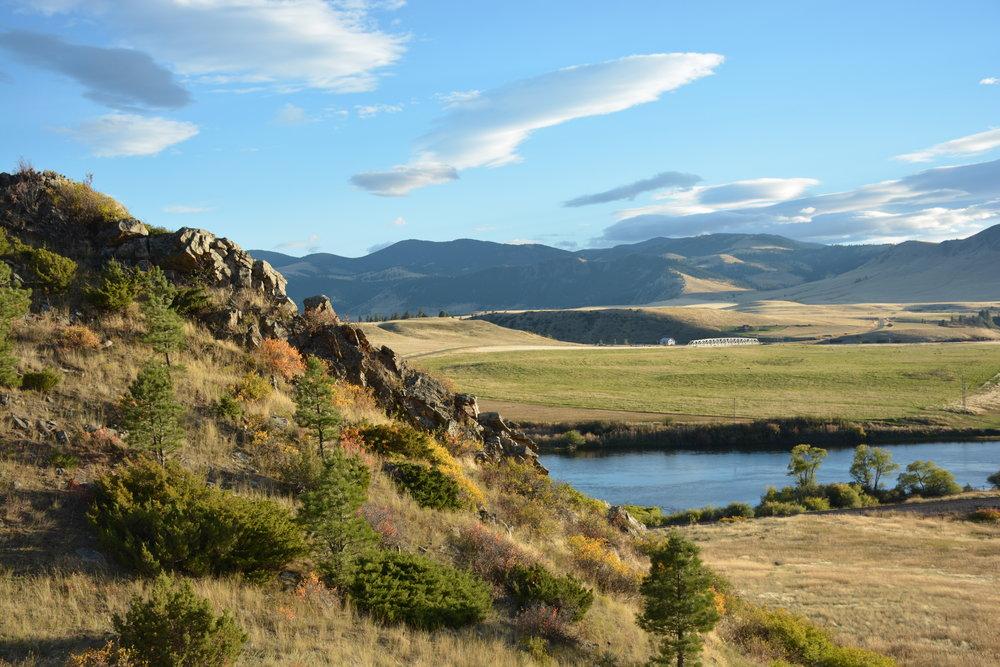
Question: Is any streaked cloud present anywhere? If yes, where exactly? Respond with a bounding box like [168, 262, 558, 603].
[356, 102, 403, 118]
[19, 0, 406, 93]
[435, 89, 481, 108]
[894, 128, 1000, 163]
[65, 113, 198, 157]
[601, 159, 1000, 244]
[980, 77, 998, 85]
[164, 204, 214, 214]
[617, 177, 819, 219]
[352, 52, 724, 196]
[275, 234, 321, 253]
[563, 171, 702, 207]
[0, 30, 189, 110]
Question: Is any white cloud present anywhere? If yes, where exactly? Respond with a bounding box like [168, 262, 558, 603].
[980, 77, 998, 85]
[352, 52, 724, 195]
[164, 204, 213, 214]
[274, 233, 321, 252]
[435, 89, 481, 108]
[392, 216, 406, 226]
[274, 103, 312, 125]
[507, 238, 540, 245]
[894, 128, 1000, 163]
[618, 177, 818, 219]
[22, 0, 406, 93]
[601, 159, 1000, 244]
[355, 102, 403, 118]
[65, 113, 198, 157]
[564, 171, 702, 207]
[351, 162, 459, 197]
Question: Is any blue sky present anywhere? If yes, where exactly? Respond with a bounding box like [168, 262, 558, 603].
[2, 1, 999, 256]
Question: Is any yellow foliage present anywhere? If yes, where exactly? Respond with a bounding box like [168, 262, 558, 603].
[567, 534, 641, 594]
[426, 437, 486, 507]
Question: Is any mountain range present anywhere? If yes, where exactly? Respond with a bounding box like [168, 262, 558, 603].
[252, 226, 1000, 316]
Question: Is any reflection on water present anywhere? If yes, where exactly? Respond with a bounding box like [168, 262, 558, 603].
[540, 441, 1000, 511]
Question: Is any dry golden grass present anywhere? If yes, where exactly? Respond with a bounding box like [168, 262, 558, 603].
[683, 513, 1000, 667]
[357, 318, 574, 358]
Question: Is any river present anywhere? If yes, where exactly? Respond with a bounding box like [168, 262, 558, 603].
[539, 441, 1000, 511]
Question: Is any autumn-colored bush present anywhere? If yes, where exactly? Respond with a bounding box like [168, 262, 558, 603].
[333, 382, 380, 415]
[80, 426, 126, 451]
[361, 503, 403, 548]
[255, 338, 305, 381]
[512, 604, 576, 643]
[450, 522, 527, 584]
[66, 641, 137, 666]
[566, 534, 641, 594]
[968, 508, 1000, 523]
[53, 179, 130, 225]
[231, 372, 272, 403]
[58, 324, 101, 350]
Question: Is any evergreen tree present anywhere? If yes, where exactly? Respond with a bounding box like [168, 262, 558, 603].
[297, 447, 376, 582]
[141, 268, 184, 366]
[0, 262, 30, 387]
[121, 363, 185, 464]
[639, 533, 720, 667]
[293, 355, 341, 458]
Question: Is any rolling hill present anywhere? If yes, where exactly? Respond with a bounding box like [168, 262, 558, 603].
[252, 227, 1000, 316]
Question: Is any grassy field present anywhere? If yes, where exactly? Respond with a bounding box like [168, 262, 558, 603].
[686, 512, 1000, 666]
[415, 342, 1000, 424]
[357, 317, 574, 357]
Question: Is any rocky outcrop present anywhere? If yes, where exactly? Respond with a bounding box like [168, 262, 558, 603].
[607, 505, 647, 536]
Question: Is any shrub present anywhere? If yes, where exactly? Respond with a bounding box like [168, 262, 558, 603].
[566, 534, 640, 594]
[727, 603, 896, 667]
[720, 502, 756, 520]
[114, 575, 245, 667]
[20, 368, 60, 392]
[214, 394, 243, 422]
[896, 460, 962, 498]
[293, 356, 341, 457]
[58, 325, 101, 350]
[756, 501, 805, 517]
[802, 497, 831, 511]
[623, 504, 667, 527]
[560, 429, 587, 447]
[86, 260, 145, 312]
[255, 338, 305, 381]
[387, 462, 464, 510]
[53, 179, 130, 225]
[987, 470, 1000, 490]
[231, 372, 272, 403]
[120, 363, 184, 462]
[348, 550, 492, 630]
[22, 246, 77, 291]
[170, 284, 211, 317]
[88, 460, 307, 580]
[823, 482, 878, 509]
[66, 641, 137, 666]
[450, 522, 527, 583]
[661, 502, 756, 526]
[967, 508, 1000, 523]
[505, 563, 594, 622]
[512, 604, 576, 643]
[360, 422, 434, 460]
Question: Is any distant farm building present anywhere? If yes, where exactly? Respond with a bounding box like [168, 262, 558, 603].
[687, 337, 760, 347]
[659, 337, 677, 346]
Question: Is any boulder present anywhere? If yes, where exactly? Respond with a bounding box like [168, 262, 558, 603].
[100, 218, 148, 245]
[303, 294, 339, 324]
[607, 505, 647, 536]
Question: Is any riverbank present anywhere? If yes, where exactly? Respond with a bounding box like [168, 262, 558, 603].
[527, 416, 1000, 454]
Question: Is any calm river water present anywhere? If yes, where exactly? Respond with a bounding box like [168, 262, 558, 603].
[540, 441, 1000, 511]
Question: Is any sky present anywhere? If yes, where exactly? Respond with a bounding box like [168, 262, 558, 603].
[1, 1, 999, 257]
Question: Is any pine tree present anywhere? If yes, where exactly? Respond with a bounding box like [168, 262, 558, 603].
[0, 262, 30, 387]
[141, 268, 184, 366]
[297, 447, 376, 582]
[293, 356, 341, 458]
[121, 363, 185, 464]
[639, 533, 720, 667]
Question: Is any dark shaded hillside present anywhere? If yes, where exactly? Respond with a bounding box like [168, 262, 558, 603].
[473, 309, 726, 345]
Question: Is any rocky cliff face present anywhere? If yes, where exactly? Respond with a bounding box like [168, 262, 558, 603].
[0, 170, 542, 468]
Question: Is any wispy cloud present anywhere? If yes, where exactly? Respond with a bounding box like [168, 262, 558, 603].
[435, 89, 481, 108]
[980, 77, 998, 85]
[355, 102, 403, 118]
[164, 204, 213, 214]
[601, 159, 1000, 244]
[274, 103, 313, 125]
[274, 234, 321, 253]
[21, 0, 406, 93]
[894, 128, 1000, 163]
[64, 113, 198, 157]
[351, 52, 723, 196]
[0, 30, 189, 110]
[564, 171, 702, 207]
[392, 216, 406, 226]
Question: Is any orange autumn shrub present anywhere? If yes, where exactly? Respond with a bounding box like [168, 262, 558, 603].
[58, 324, 101, 350]
[255, 338, 305, 381]
[566, 534, 641, 594]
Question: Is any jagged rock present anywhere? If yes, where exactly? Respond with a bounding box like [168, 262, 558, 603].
[456, 394, 479, 420]
[54, 430, 70, 445]
[100, 218, 148, 245]
[207, 307, 242, 331]
[244, 322, 263, 349]
[11, 415, 30, 431]
[0, 393, 9, 406]
[607, 505, 647, 536]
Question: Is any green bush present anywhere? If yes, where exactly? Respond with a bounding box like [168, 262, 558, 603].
[729, 604, 896, 667]
[115, 575, 245, 667]
[88, 460, 307, 580]
[755, 501, 806, 517]
[896, 460, 962, 498]
[171, 284, 211, 316]
[20, 368, 60, 392]
[660, 502, 756, 526]
[214, 394, 243, 422]
[348, 550, 492, 630]
[360, 422, 434, 460]
[505, 563, 594, 623]
[22, 247, 77, 291]
[720, 502, 756, 520]
[802, 496, 831, 511]
[622, 504, 667, 527]
[986, 470, 1000, 490]
[86, 260, 145, 312]
[823, 482, 878, 509]
[231, 372, 272, 403]
[388, 462, 463, 510]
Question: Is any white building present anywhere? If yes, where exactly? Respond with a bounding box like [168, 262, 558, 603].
[659, 337, 677, 346]
[687, 337, 760, 347]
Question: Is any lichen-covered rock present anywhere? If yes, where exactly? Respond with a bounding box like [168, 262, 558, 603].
[607, 505, 647, 536]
